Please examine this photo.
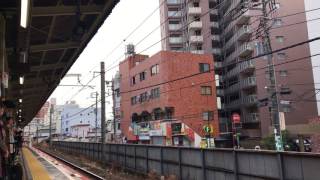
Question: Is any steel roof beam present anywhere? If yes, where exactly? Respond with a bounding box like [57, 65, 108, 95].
[32, 5, 103, 17]
[30, 42, 79, 52]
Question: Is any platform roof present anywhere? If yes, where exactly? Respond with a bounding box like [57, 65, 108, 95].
[1, 0, 119, 126]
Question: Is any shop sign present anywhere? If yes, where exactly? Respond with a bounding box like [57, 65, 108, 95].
[138, 135, 150, 140]
[149, 130, 163, 136]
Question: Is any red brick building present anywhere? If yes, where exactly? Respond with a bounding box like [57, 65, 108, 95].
[119, 51, 219, 147]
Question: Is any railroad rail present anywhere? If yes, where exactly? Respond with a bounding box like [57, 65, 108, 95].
[35, 147, 105, 180]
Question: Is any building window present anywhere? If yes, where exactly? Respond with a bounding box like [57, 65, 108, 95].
[280, 100, 291, 112]
[277, 52, 286, 60]
[131, 96, 137, 105]
[276, 36, 284, 43]
[280, 87, 292, 95]
[115, 88, 120, 97]
[195, 30, 201, 35]
[132, 76, 136, 85]
[199, 63, 210, 73]
[140, 71, 146, 81]
[201, 86, 212, 95]
[273, 18, 282, 27]
[279, 70, 288, 77]
[140, 92, 148, 103]
[203, 111, 213, 121]
[151, 64, 159, 76]
[196, 45, 202, 50]
[151, 88, 160, 98]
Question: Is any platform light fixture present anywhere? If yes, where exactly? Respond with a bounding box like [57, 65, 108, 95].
[20, 0, 30, 28]
[19, 76, 24, 85]
[19, 99, 23, 103]
[19, 109, 22, 112]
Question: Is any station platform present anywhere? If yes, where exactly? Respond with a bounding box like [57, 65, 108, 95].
[21, 147, 86, 180]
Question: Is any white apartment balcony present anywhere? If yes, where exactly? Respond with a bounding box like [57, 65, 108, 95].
[237, 25, 251, 41]
[243, 113, 259, 123]
[212, 48, 222, 55]
[168, 24, 182, 31]
[169, 37, 183, 44]
[239, 60, 255, 73]
[236, 10, 251, 25]
[189, 35, 203, 43]
[167, 0, 181, 5]
[224, 25, 252, 50]
[188, 21, 202, 30]
[241, 77, 256, 89]
[225, 60, 255, 79]
[188, 7, 202, 15]
[242, 95, 258, 106]
[210, 22, 219, 28]
[168, 11, 182, 18]
[238, 42, 253, 57]
[190, 50, 204, 54]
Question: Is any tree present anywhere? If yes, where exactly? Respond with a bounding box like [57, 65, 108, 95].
[261, 130, 294, 150]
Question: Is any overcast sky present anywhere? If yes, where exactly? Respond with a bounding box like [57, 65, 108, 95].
[50, 0, 320, 117]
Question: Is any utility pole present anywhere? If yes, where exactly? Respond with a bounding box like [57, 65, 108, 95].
[100, 62, 106, 160]
[261, 0, 283, 151]
[49, 105, 53, 147]
[111, 81, 116, 142]
[95, 92, 98, 143]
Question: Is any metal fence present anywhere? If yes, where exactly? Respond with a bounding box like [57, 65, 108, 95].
[52, 141, 320, 180]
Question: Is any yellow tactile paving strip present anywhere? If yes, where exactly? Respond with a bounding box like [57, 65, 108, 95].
[22, 147, 51, 180]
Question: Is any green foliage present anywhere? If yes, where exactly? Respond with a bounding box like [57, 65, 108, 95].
[261, 130, 293, 150]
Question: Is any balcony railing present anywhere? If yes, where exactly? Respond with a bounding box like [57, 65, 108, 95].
[226, 82, 240, 94]
[188, 7, 202, 15]
[167, 0, 181, 5]
[210, 22, 219, 28]
[225, 60, 255, 79]
[210, 9, 218, 15]
[226, 99, 241, 109]
[242, 95, 258, 105]
[190, 50, 204, 54]
[169, 37, 183, 44]
[239, 60, 255, 73]
[188, 21, 202, 29]
[224, 25, 251, 50]
[243, 113, 259, 123]
[238, 42, 253, 57]
[169, 24, 182, 31]
[237, 25, 251, 41]
[241, 77, 256, 89]
[236, 10, 251, 25]
[189, 35, 203, 43]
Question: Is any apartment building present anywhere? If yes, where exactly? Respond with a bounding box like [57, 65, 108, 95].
[160, 0, 318, 140]
[119, 51, 219, 147]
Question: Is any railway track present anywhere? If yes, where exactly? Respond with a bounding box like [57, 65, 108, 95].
[35, 147, 105, 180]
